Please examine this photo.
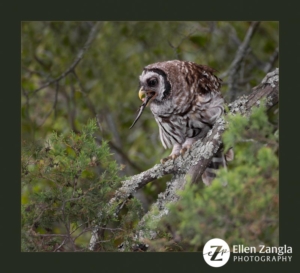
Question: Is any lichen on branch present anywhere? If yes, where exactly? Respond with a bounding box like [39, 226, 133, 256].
[89, 68, 279, 251]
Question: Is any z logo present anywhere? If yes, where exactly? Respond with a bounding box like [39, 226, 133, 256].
[203, 239, 230, 267]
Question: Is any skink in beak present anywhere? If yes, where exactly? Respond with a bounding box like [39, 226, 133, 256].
[129, 88, 155, 129]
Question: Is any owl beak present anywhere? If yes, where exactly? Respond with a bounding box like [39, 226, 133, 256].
[138, 88, 156, 106]
[138, 88, 146, 102]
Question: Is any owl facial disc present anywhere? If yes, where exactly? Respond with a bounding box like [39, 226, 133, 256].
[129, 88, 154, 129]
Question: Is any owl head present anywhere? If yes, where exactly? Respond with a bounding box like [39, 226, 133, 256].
[138, 67, 172, 105]
[130, 60, 221, 128]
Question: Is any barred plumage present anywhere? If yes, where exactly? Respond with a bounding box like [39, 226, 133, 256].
[131, 60, 232, 184]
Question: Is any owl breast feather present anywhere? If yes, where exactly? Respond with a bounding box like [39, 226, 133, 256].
[152, 90, 224, 149]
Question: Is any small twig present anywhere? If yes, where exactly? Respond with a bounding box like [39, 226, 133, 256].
[96, 114, 103, 132]
[70, 221, 89, 236]
[64, 196, 85, 203]
[221, 21, 261, 78]
[70, 82, 78, 133]
[22, 65, 51, 79]
[29, 200, 51, 231]
[22, 87, 31, 120]
[53, 238, 67, 252]
[32, 233, 68, 238]
[223, 21, 261, 101]
[167, 28, 198, 60]
[71, 70, 87, 94]
[264, 47, 279, 73]
[225, 23, 264, 76]
[79, 240, 111, 252]
[60, 198, 76, 251]
[71, 70, 98, 118]
[74, 226, 123, 242]
[38, 81, 59, 127]
[32, 22, 101, 95]
[168, 41, 181, 60]
[108, 141, 143, 173]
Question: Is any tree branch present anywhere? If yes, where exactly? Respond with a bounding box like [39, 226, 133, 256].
[222, 21, 261, 101]
[89, 68, 279, 251]
[264, 47, 279, 73]
[32, 22, 101, 95]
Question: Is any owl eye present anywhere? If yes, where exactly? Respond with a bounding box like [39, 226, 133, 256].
[147, 78, 158, 87]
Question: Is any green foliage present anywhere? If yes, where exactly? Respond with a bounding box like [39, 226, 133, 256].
[150, 106, 278, 251]
[21, 22, 279, 251]
[21, 119, 143, 252]
[21, 21, 279, 174]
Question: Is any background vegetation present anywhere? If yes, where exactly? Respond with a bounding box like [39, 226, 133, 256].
[21, 21, 279, 251]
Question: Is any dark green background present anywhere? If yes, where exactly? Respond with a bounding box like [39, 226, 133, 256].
[2, 0, 299, 272]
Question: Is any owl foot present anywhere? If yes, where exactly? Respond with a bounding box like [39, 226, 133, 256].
[160, 153, 180, 164]
[161, 143, 182, 164]
[180, 147, 187, 156]
[180, 145, 191, 157]
[160, 157, 170, 164]
[160, 157, 169, 164]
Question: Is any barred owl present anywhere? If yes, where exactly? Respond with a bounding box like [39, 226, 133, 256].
[130, 60, 233, 184]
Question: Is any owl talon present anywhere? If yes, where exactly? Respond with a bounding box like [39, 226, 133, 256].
[180, 147, 187, 156]
[171, 154, 179, 163]
[160, 157, 170, 164]
[180, 145, 191, 157]
[171, 154, 178, 160]
[161, 153, 180, 164]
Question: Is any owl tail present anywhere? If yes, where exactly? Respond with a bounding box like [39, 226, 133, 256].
[201, 147, 234, 186]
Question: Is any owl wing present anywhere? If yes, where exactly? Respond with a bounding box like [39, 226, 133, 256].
[185, 64, 227, 184]
[196, 91, 224, 125]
